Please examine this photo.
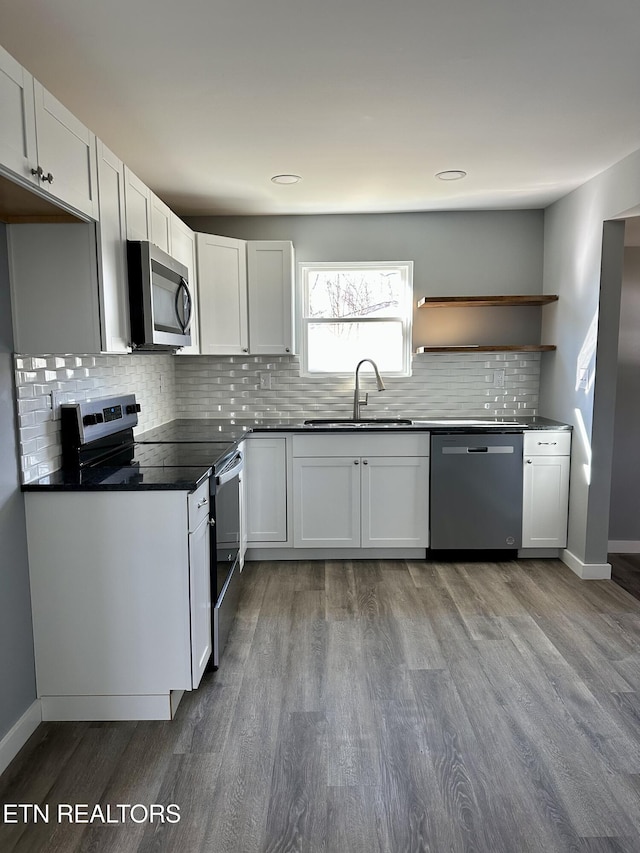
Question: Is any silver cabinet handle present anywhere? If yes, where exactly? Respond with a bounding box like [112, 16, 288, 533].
[41, 171, 54, 184]
[363, 459, 368, 465]
[354, 460, 359, 465]
[197, 497, 208, 508]
[208, 517, 216, 526]
[242, 347, 249, 353]
[537, 441, 557, 446]
[527, 459, 533, 464]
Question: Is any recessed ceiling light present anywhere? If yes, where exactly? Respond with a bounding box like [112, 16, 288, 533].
[435, 170, 467, 181]
[271, 174, 302, 184]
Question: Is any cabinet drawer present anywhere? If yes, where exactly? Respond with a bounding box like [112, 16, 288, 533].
[523, 431, 571, 456]
[188, 479, 211, 532]
[292, 432, 430, 458]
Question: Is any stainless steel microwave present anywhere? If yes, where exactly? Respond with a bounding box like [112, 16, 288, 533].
[127, 241, 192, 350]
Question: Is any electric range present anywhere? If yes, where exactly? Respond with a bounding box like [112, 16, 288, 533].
[54, 393, 243, 669]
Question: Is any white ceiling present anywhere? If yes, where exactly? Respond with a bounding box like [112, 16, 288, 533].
[2, 0, 640, 217]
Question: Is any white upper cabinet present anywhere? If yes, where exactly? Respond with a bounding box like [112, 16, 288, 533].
[9, 222, 103, 354]
[0, 46, 98, 220]
[32, 81, 99, 220]
[0, 45, 37, 181]
[95, 140, 130, 353]
[124, 166, 151, 241]
[171, 215, 200, 355]
[196, 235, 296, 356]
[197, 233, 249, 355]
[150, 193, 172, 254]
[247, 241, 295, 355]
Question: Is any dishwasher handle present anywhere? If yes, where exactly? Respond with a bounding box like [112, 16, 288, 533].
[442, 445, 515, 455]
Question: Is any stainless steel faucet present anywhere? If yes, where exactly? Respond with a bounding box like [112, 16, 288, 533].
[352, 359, 385, 420]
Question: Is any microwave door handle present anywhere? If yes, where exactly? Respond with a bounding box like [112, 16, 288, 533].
[174, 278, 191, 333]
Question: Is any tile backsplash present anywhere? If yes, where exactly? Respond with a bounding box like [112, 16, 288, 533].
[15, 353, 176, 482]
[14, 351, 540, 483]
[174, 352, 540, 420]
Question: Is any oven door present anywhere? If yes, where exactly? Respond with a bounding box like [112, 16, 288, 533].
[211, 449, 243, 668]
[214, 450, 242, 594]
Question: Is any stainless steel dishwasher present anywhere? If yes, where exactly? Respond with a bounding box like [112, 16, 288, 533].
[430, 433, 523, 549]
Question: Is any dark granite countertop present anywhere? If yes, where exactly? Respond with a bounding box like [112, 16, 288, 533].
[136, 415, 571, 440]
[23, 415, 571, 492]
[22, 464, 212, 492]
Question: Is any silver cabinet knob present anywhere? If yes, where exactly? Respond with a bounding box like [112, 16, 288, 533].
[242, 347, 249, 353]
[363, 460, 368, 465]
[354, 460, 359, 465]
[285, 348, 290, 353]
[197, 497, 208, 508]
[527, 459, 533, 464]
[208, 517, 216, 526]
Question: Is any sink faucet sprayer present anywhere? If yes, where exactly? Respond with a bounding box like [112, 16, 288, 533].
[352, 359, 385, 420]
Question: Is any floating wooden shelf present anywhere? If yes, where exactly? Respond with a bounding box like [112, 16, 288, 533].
[415, 345, 557, 353]
[417, 294, 558, 308]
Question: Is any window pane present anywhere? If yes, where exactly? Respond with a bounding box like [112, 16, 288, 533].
[307, 269, 404, 319]
[306, 321, 404, 372]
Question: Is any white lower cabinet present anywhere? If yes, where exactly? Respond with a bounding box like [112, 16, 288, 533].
[293, 456, 361, 547]
[522, 431, 571, 549]
[291, 433, 430, 549]
[25, 481, 212, 721]
[245, 435, 289, 545]
[361, 456, 430, 547]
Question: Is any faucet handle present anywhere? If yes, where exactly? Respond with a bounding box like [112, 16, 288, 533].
[362, 392, 369, 408]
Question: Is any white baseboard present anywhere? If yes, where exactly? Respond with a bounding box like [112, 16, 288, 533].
[608, 540, 640, 554]
[562, 549, 611, 580]
[0, 700, 42, 777]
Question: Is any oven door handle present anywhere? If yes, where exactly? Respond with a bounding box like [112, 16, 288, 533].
[216, 452, 243, 486]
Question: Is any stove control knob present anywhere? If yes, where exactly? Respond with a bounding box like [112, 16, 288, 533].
[126, 403, 141, 415]
[82, 413, 104, 426]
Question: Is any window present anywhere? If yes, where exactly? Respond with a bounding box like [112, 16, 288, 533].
[299, 261, 413, 375]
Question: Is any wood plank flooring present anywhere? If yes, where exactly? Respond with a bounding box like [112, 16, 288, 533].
[610, 553, 640, 602]
[3, 557, 640, 852]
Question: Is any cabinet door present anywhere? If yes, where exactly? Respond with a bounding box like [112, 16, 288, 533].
[522, 455, 570, 548]
[0, 45, 37, 184]
[171, 215, 200, 355]
[361, 456, 430, 548]
[8, 222, 102, 354]
[197, 233, 249, 355]
[96, 140, 130, 353]
[124, 166, 151, 241]
[32, 80, 99, 220]
[150, 193, 172, 253]
[245, 437, 288, 543]
[247, 240, 295, 354]
[189, 514, 212, 688]
[293, 457, 360, 547]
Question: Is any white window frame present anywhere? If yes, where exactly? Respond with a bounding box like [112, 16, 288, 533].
[298, 261, 413, 377]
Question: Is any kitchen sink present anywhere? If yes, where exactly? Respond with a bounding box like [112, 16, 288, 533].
[303, 418, 413, 428]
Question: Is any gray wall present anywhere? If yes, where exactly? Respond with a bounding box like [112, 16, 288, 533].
[540, 147, 640, 567]
[609, 246, 640, 543]
[0, 224, 37, 739]
[187, 210, 546, 350]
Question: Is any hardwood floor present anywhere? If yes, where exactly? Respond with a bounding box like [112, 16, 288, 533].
[610, 553, 640, 601]
[3, 558, 640, 852]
